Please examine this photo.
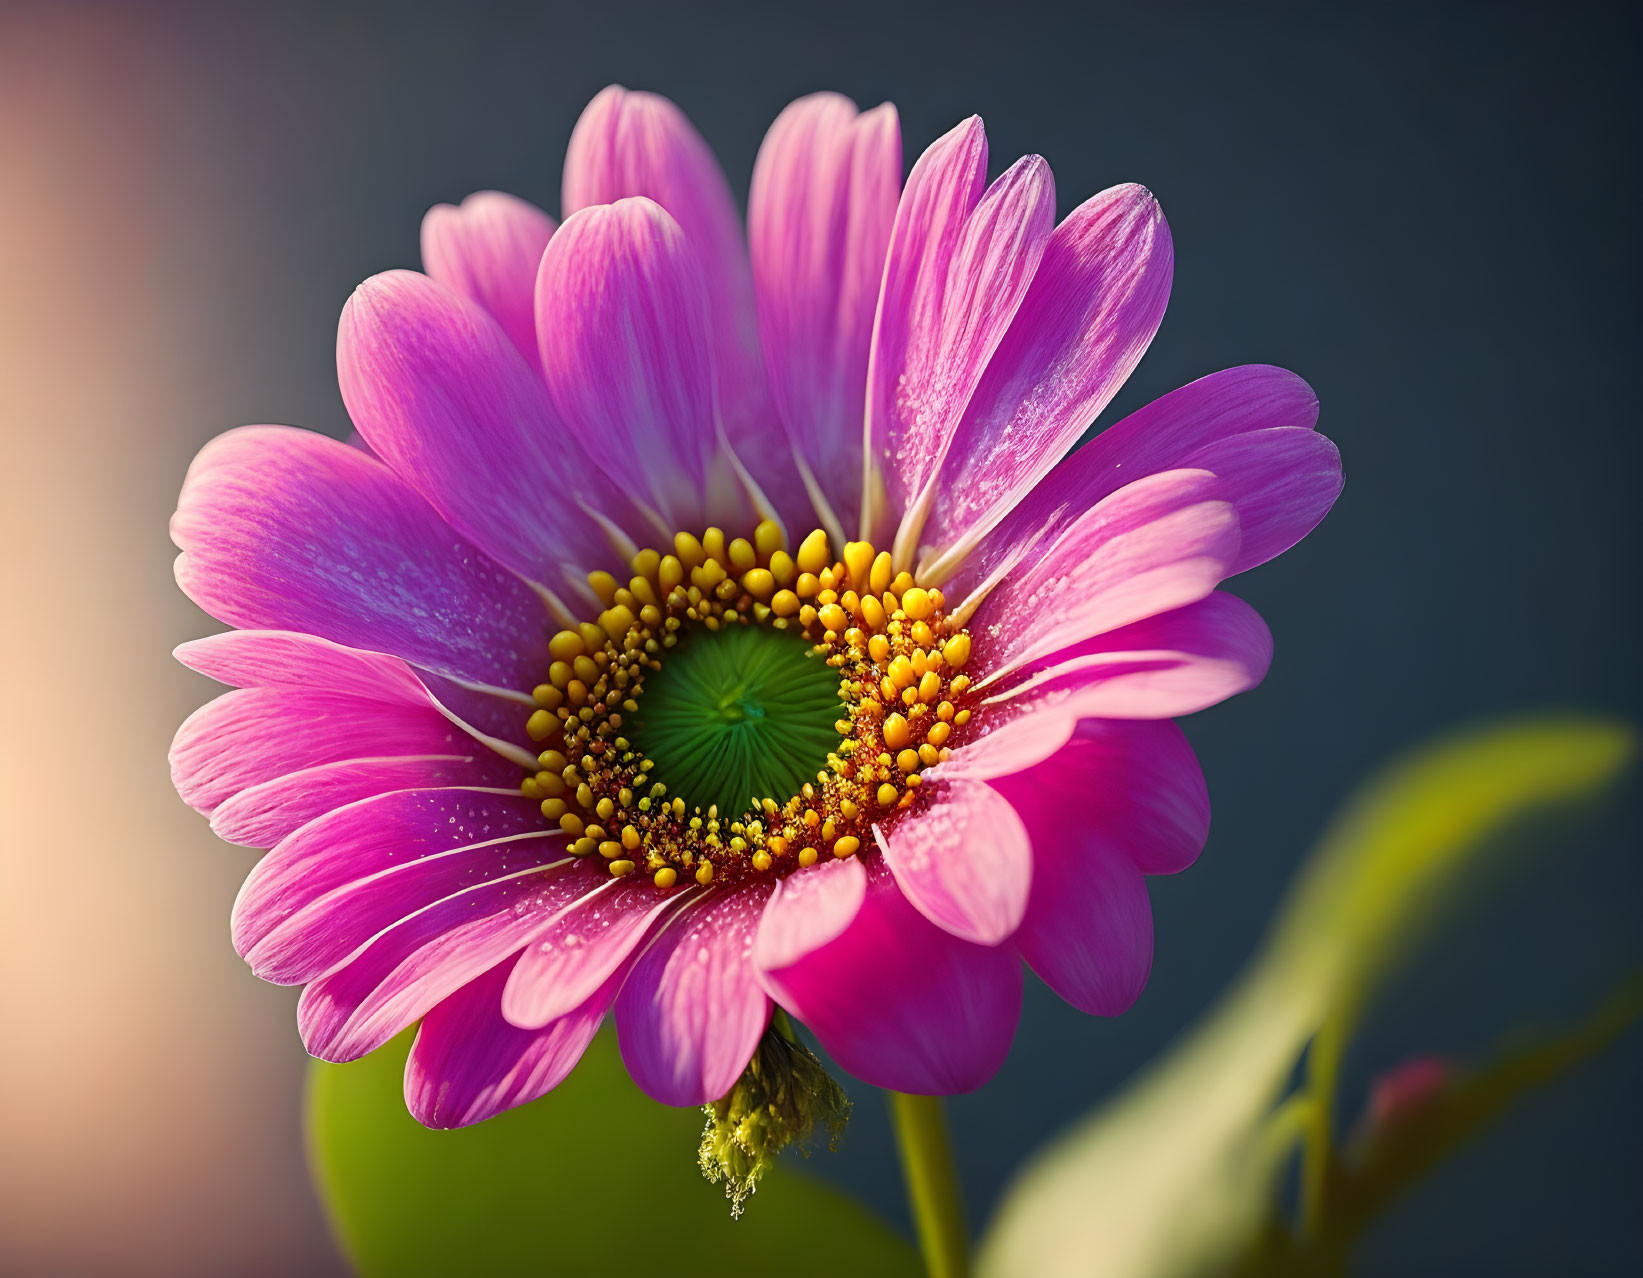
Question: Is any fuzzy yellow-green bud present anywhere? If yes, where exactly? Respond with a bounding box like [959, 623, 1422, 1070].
[696, 1011, 852, 1218]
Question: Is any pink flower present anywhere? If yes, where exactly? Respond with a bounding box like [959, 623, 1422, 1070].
[171, 86, 1341, 1128]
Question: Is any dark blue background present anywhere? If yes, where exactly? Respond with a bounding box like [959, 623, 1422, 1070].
[145, 1, 1643, 1271]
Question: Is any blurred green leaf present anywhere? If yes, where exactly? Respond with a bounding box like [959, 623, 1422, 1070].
[308, 1029, 916, 1277]
[976, 715, 1634, 1278]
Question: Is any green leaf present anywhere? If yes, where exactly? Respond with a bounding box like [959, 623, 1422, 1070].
[308, 1028, 917, 1277]
[976, 715, 1634, 1278]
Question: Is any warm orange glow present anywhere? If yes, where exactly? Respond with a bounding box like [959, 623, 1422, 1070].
[0, 9, 340, 1273]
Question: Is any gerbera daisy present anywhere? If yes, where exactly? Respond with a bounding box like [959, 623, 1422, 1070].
[171, 87, 1341, 1138]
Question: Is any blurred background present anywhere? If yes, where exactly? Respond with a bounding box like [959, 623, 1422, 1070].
[1, 1, 1637, 1274]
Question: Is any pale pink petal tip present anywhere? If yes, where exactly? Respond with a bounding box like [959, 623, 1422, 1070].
[420, 190, 556, 366]
[562, 84, 783, 505]
[535, 197, 718, 529]
[750, 92, 901, 530]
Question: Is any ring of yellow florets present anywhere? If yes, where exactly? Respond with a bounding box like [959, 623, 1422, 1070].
[519, 521, 976, 891]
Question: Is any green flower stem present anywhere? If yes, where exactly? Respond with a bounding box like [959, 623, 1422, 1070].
[887, 1092, 968, 1278]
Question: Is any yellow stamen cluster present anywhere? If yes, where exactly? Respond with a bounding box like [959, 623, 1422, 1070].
[518, 522, 976, 889]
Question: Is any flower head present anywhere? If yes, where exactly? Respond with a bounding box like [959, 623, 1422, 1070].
[171, 86, 1342, 1127]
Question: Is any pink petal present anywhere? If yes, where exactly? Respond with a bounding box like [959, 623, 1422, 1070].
[751, 852, 868, 972]
[990, 592, 1273, 720]
[886, 155, 1057, 562]
[932, 707, 1080, 782]
[919, 184, 1174, 574]
[876, 779, 1032, 945]
[297, 867, 595, 1062]
[971, 469, 1240, 682]
[175, 628, 534, 756]
[1178, 427, 1343, 575]
[973, 715, 1208, 866]
[990, 723, 1181, 1014]
[749, 93, 900, 533]
[242, 833, 564, 987]
[176, 628, 427, 701]
[501, 877, 686, 1029]
[339, 270, 630, 607]
[757, 860, 1021, 1094]
[210, 754, 511, 849]
[231, 788, 550, 973]
[861, 115, 987, 539]
[172, 426, 551, 691]
[420, 190, 557, 367]
[615, 886, 773, 1106]
[954, 364, 1321, 598]
[170, 687, 475, 816]
[535, 198, 723, 530]
[406, 953, 615, 1129]
[562, 86, 789, 516]
[1063, 719, 1210, 875]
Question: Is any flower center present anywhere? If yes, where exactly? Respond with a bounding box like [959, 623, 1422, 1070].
[519, 522, 975, 890]
[632, 622, 841, 817]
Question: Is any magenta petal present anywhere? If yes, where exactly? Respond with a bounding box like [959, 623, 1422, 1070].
[920, 184, 1173, 567]
[562, 86, 784, 507]
[176, 629, 427, 701]
[1178, 427, 1343, 575]
[1024, 833, 1153, 1016]
[176, 628, 535, 756]
[339, 270, 629, 605]
[1043, 364, 1319, 504]
[956, 364, 1320, 597]
[876, 780, 1031, 945]
[862, 115, 987, 538]
[232, 788, 550, 973]
[210, 754, 511, 848]
[501, 877, 684, 1029]
[995, 592, 1273, 720]
[1048, 719, 1209, 876]
[405, 953, 615, 1129]
[972, 468, 1240, 681]
[536, 198, 723, 530]
[170, 687, 474, 817]
[242, 833, 565, 988]
[990, 725, 1177, 1014]
[752, 852, 867, 972]
[297, 868, 593, 1062]
[886, 154, 1057, 560]
[420, 190, 557, 367]
[757, 861, 1021, 1094]
[749, 93, 900, 532]
[615, 886, 773, 1106]
[934, 706, 1080, 782]
[172, 426, 550, 690]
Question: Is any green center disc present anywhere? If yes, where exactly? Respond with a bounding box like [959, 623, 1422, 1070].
[631, 622, 843, 815]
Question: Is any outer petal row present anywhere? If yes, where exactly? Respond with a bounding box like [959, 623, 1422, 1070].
[535, 198, 721, 531]
[563, 86, 800, 530]
[420, 189, 557, 367]
[749, 716, 1210, 1091]
[750, 92, 901, 537]
[339, 270, 635, 611]
[171, 628, 536, 847]
[917, 183, 1174, 570]
[172, 426, 553, 691]
[955, 365, 1338, 601]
